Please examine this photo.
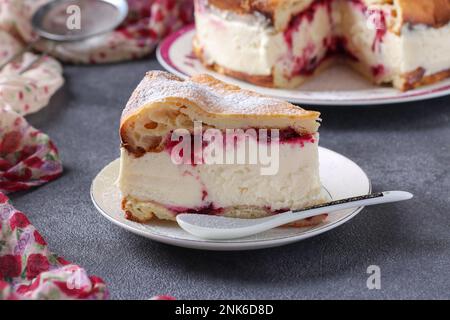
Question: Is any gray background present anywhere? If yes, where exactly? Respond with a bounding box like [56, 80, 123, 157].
[10, 56, 450, 299]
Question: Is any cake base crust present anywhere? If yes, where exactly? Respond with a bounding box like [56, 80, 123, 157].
[195, 38, 450, 91]
[122, 196, 328, 228]
[400, 68, 450, 91]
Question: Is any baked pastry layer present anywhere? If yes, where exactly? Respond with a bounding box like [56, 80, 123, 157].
[118, 71, 328, 226]
[120, 71, 320, 156]
[122, 195, 328, 227]
[194, 0, 450, 90]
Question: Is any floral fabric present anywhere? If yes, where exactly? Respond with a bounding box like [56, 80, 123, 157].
[0, 109, 62, 194]
[0, 8, 65, 194]
[0, 193, 108, 300]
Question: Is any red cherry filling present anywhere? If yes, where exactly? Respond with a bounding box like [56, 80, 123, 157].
[284, 0, 333, 49]
[371, 64, 385, 78]
[281, 0, 388, 78]
[165, 128, 316, 162]
[167, 203, 224, 215]
[349, 0, 388, 52]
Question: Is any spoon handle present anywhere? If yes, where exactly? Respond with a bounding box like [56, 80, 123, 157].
[176, 191, 413, 240]
[263, 191, 413, 230]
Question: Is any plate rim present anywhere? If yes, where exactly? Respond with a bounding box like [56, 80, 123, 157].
[90, 147, 372, 251]
[156, 24, 450, 106]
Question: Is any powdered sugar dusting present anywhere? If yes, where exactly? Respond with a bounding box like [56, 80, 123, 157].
[122, 71, 316, 120]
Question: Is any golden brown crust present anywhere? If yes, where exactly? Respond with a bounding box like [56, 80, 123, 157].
[204, 0, 450, 30]
[396, 0, 450, 28]
[120, 71, 321, 156]
[201, 0, 316, 31]
[207, 0, 279, 21]
[209, 64, 276, 88]
[283, 214, 327, 227]
[122, 195, 327, 227]
[400, 67, 450, 91]
[121, 71, 318, 122]
[122, 198, 154, 222]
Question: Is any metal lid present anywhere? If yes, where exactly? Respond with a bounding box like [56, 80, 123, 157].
[31, 0, 128, 42]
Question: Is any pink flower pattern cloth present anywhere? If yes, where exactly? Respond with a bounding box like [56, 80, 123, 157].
[36, 0, 194, 63]
[0, 0, 193, 300]
[0, 193, 108, 300]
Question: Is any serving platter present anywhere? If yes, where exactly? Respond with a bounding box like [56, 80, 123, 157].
[157, 25, 450, 106]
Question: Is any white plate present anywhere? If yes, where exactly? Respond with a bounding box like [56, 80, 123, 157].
[91, 147, 371, 251]
[156, 25, 450, 106]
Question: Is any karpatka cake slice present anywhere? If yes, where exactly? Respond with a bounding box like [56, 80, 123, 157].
[118, 71, 328, 226]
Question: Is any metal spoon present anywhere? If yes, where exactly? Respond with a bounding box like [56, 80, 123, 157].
[176, 191, 413, 240]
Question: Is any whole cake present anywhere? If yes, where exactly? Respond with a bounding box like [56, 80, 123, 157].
[193, 0, 450, 91]
[118, 71, 328, 226]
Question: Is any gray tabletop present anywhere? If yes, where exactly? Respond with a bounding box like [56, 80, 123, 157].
[10, 56, 450, 300]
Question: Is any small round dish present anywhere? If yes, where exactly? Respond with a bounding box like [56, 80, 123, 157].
[91, 147, 371, 251]
[156, 25, 450, 106]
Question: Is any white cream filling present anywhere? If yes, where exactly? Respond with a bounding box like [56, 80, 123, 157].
[195, 2, 333, 77]
[400, 23, 450, 76]
[342, 2, 450, 79]
[277, 3, 334, 77]
[118, 135, 325, 211]
[195, 5, 282, 75]
[340, 1, 402, 80]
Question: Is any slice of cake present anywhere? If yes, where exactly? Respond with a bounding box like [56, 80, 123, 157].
[118, 71, 328, 227]
[193, 0, 450, 91]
